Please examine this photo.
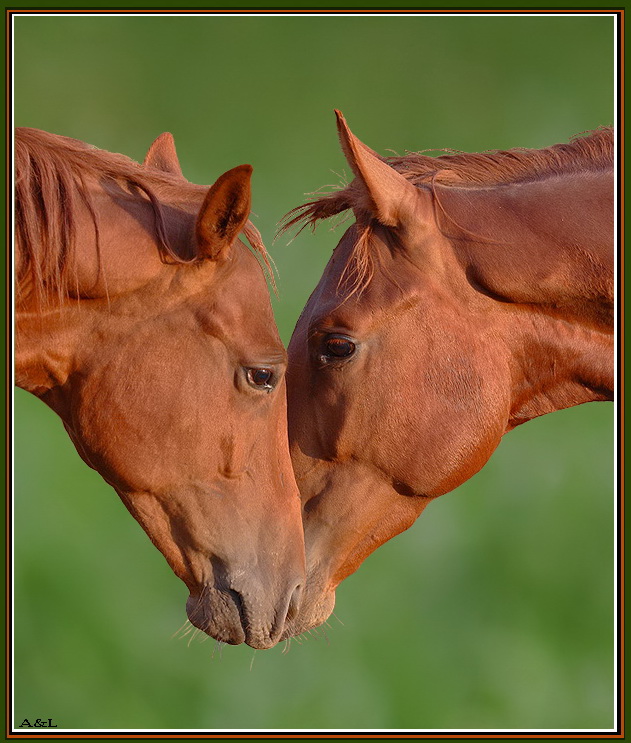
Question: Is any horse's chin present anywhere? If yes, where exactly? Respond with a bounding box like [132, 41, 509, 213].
[280, 588, 336, 642]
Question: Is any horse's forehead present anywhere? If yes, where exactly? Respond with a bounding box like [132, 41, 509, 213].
[220, 242, 276, 309]
[304, 224, 432, 329]
[186, 244, 282, 349]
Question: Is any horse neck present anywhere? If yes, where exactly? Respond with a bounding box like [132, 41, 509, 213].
[438, 170, 614, 429]
[505, 309, 613, 429]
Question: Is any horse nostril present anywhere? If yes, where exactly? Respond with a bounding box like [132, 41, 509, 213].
[392, 479, 417, 497]
[285, 582, 303, 623]
[227, 588, 247, 630]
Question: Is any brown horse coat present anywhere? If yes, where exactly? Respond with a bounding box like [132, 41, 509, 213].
[283, 113, 613, 637]
[15, 128, 305, 649]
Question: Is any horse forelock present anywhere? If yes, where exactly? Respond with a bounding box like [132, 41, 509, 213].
[14, 127, 272, 307]
[280, 127, 614, 296]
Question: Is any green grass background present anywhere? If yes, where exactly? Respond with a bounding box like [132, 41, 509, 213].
[13, 14, 615, 731]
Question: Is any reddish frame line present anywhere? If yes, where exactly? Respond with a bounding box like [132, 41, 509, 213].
[4, 7, 624, 740]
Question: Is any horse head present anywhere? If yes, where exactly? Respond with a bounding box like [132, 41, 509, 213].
[283, 112, 613, 638]
[14, 129, 305, 649]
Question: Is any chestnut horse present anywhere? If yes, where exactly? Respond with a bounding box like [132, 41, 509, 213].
[283, 112, 614, 637]
[14, 128, 305, 649]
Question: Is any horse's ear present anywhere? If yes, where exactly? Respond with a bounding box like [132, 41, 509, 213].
[335, 110, 420, 227]
[143, 132, 184, 177]
[196, 165, 252, 261]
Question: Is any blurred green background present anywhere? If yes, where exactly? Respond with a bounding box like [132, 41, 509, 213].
[13, 15, 615, 731]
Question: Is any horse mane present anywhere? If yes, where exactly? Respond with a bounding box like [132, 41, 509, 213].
[281, 127, 614, 232]
[14, 127, 270, 306]
[280, 127, 613, 298]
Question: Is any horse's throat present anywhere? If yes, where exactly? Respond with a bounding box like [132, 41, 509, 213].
[14, 309, 78, 401]
[507, 312, 614, 429]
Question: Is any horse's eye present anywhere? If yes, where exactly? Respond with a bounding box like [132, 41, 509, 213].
[246, 368, 274, 389]
[324, 335, 356, 359]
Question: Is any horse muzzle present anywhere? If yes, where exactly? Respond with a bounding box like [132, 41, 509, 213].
[186, 575, 304, 650]
[280, 584, 337, 642]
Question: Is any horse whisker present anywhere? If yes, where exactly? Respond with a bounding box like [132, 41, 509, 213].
[211, 639, 224, 660]
[171, 618, 193, 640]
[176, 625, 195, 640]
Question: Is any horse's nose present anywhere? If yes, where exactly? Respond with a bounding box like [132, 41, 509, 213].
[285, 581, 303, 623]
[187, 569, 304, 650]
[237, 577, 304, 649]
